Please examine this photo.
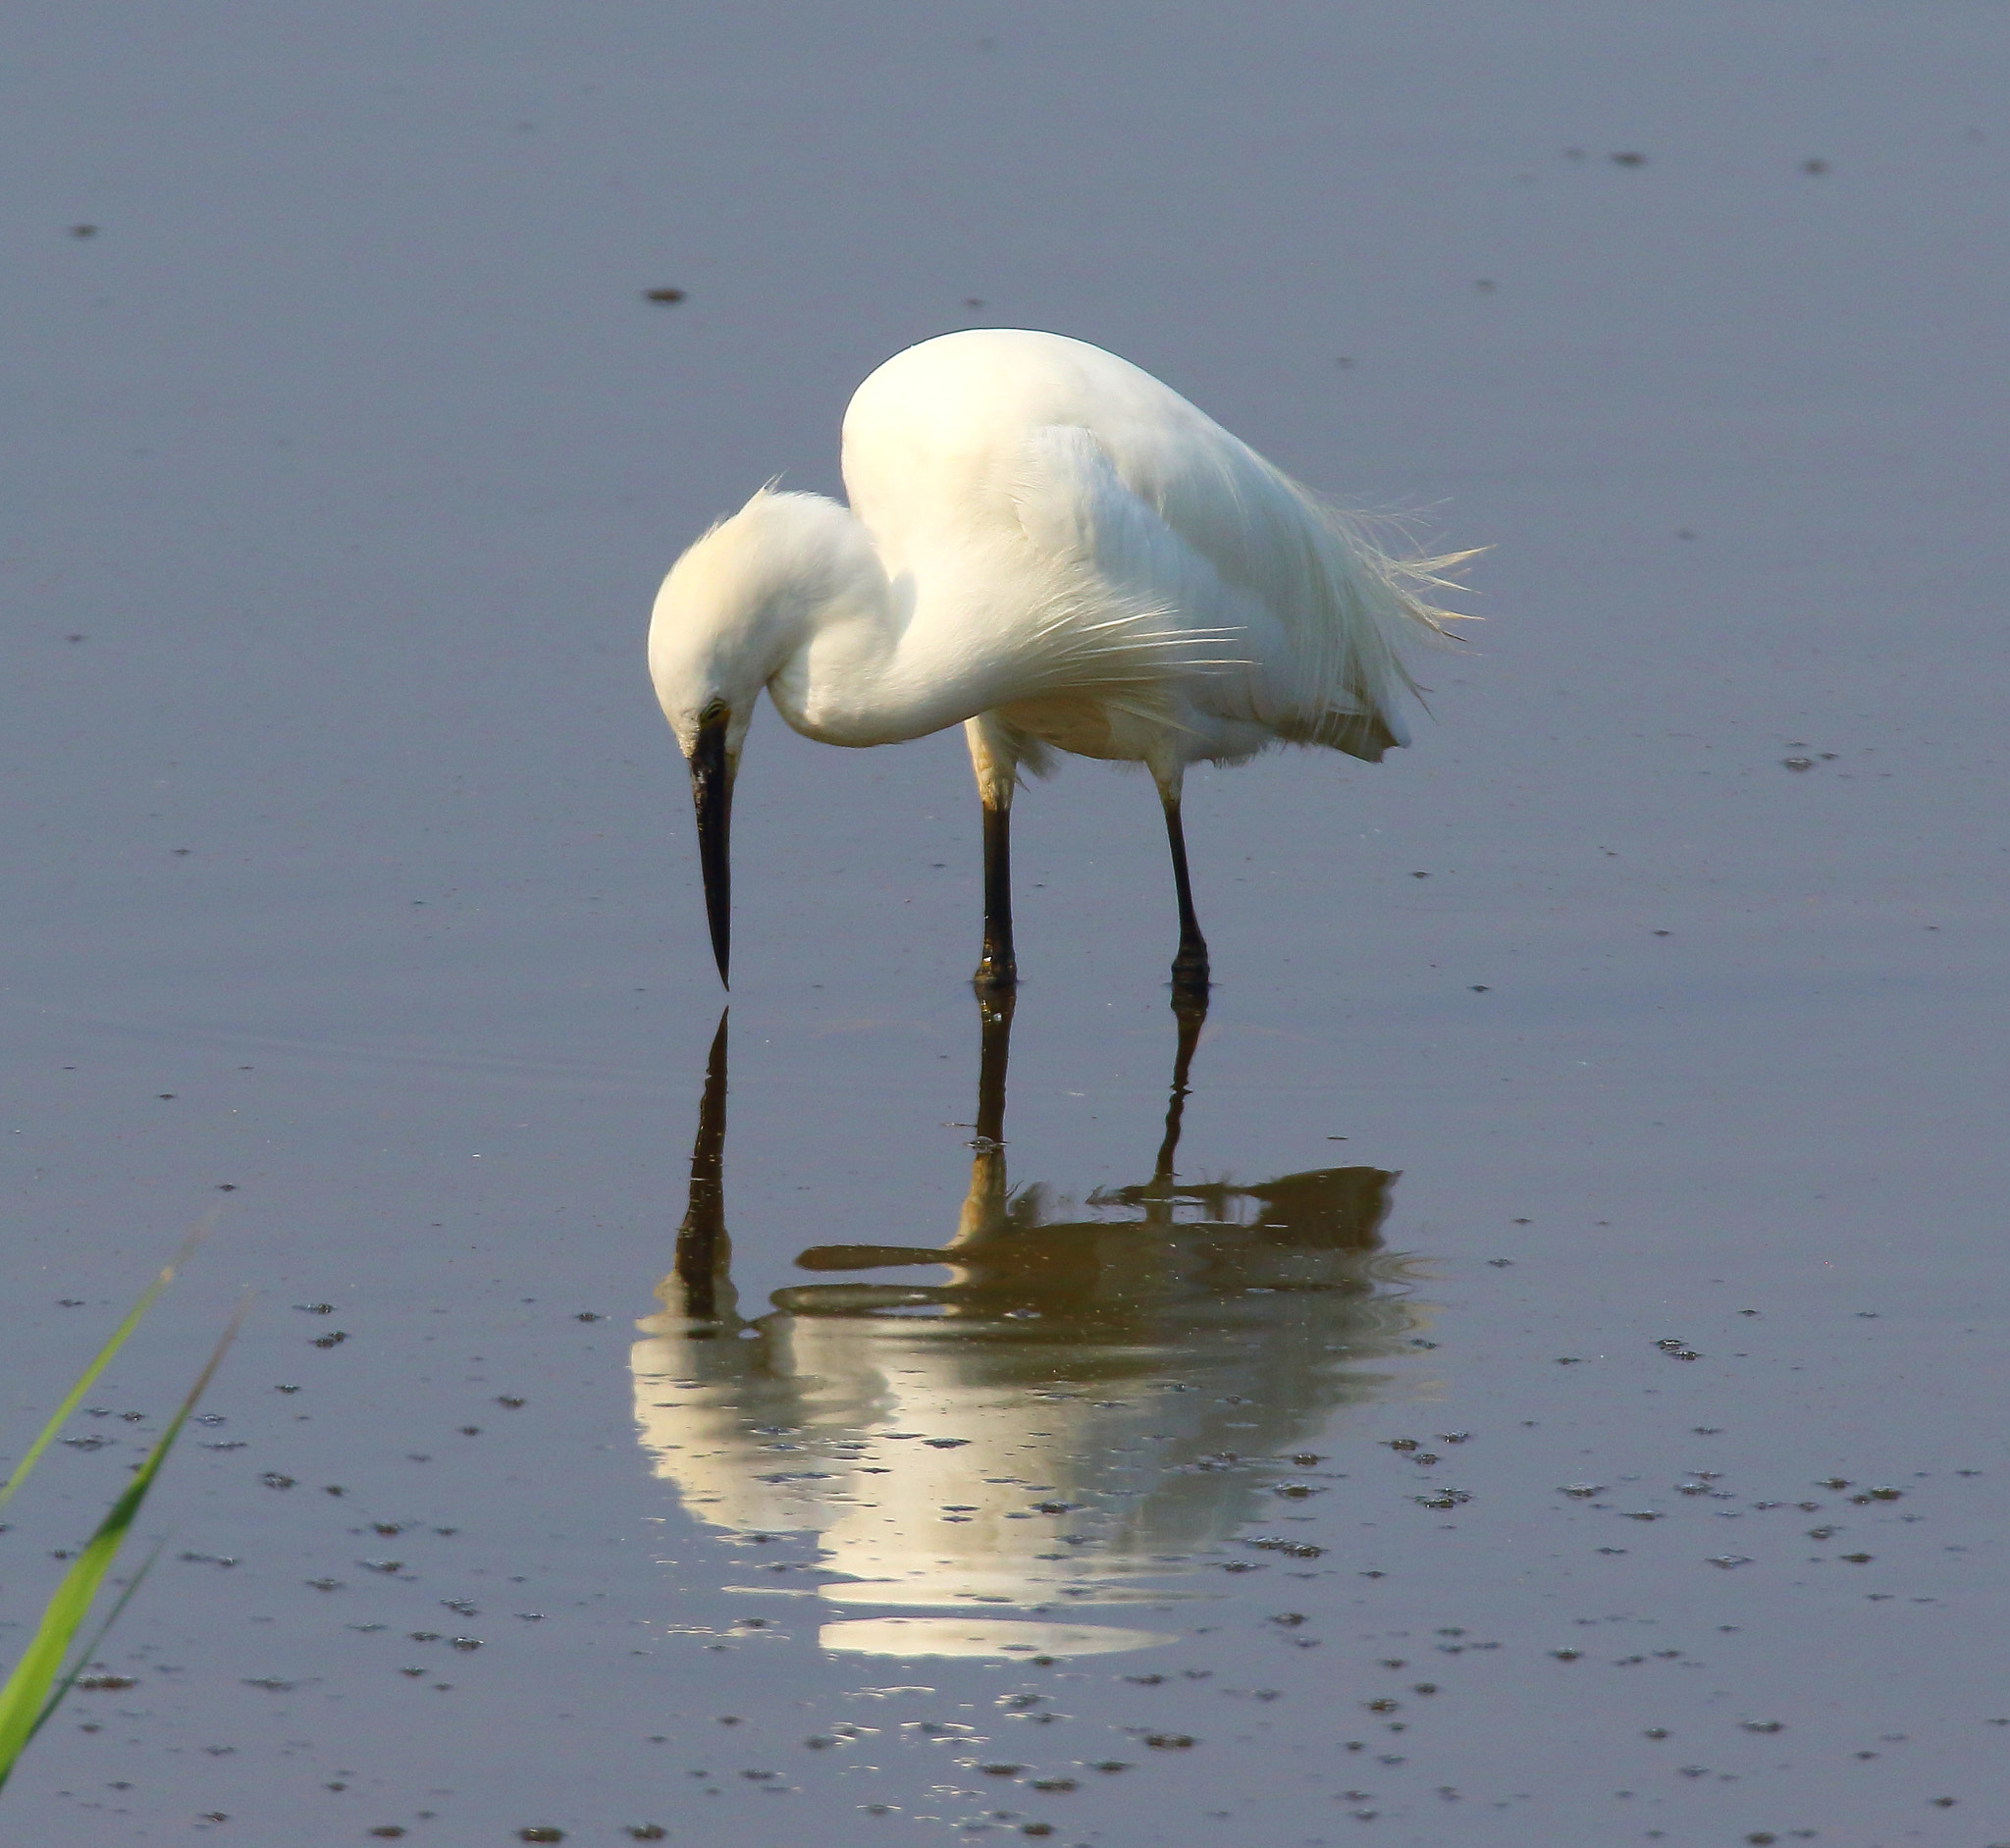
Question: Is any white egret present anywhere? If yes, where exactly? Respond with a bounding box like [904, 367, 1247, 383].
[648, 328, 1467, 992]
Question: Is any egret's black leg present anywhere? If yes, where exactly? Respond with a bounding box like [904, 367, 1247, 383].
[974, 801, 1018, 992]
[1163, 794, 1210, 996]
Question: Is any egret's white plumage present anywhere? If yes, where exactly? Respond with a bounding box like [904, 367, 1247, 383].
[649, 328, 1467, 989]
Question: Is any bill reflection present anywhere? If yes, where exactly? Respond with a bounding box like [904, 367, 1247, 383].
[631, 998, 1424, 1659]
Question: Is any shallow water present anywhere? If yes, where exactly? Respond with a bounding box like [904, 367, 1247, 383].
[4, 4, 2008, 1843]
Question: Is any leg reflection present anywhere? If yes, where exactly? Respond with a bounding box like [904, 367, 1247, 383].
[1150, 988, 1209, 1188]
[973, 988, 1014, 1150]
[957, 989, 1016, 1248]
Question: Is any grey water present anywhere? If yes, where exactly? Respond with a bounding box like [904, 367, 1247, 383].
[3, 4, 2007, 1843]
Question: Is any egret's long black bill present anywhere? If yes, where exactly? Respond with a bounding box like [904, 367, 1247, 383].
[689, 708, 734, 987]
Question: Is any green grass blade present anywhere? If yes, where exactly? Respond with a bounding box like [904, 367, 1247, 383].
[27, 1539, 167, 1747]
[0, 1224, 208, 1510]
[0, 1302, 241, 1791]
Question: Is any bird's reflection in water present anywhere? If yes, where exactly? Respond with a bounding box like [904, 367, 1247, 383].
[631, 996, 1425, 1661]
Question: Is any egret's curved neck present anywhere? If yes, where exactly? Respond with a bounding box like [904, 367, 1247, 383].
[763, 520, 1007, 749]
[660, 489, 1013, 751]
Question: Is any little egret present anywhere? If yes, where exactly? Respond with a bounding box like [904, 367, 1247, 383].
[649, 328, 1466, 993]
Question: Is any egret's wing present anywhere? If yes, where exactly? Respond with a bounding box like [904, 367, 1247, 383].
[1010, 426, 1175, 576]
[1007, 424, 1260, 687]
[1008, 420, 1409, 758]
[1010, 426, 1192, 596]
[1086, 401, 1449, 757]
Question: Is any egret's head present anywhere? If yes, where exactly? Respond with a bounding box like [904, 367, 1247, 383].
[649, 488, 873, 986]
